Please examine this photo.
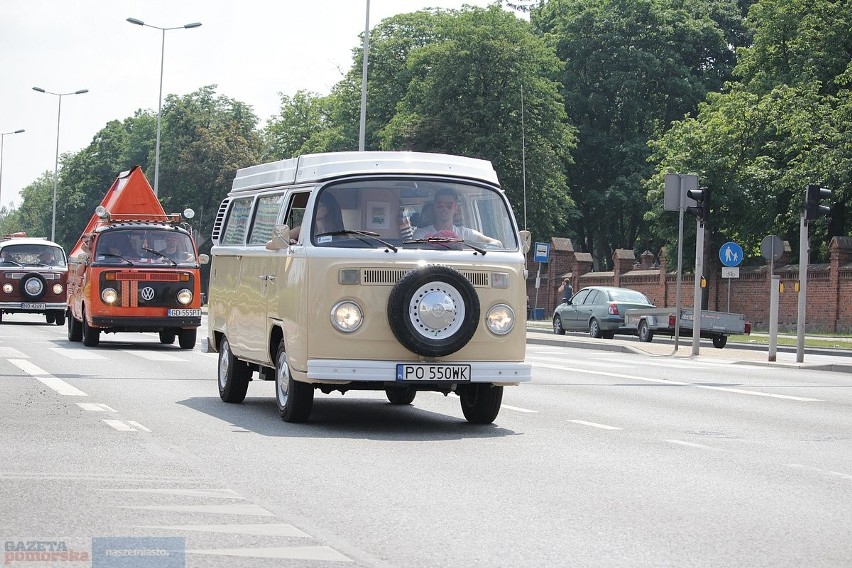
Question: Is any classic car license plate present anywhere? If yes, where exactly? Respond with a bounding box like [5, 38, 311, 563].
[168, 308, 201, 317]
[396, 364, 471, 382]
[22, 303, 46, 310]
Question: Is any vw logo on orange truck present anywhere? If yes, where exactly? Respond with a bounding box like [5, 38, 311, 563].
[65, 166, 209, 348]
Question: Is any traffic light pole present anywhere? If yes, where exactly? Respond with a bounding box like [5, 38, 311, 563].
[692, 219, 704, 356]
[796, 214, 807, 362]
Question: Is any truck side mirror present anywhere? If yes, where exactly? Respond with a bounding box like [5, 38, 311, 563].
[198, 254, 210, 265]
[266, 224, 291, 250]
[519, 230, 531, 254]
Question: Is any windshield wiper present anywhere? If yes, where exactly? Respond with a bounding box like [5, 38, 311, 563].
[403, 237, 486, 255]
[316, 229, 398, 252]
[99, 253, 133, 265]
[142, 247, 177, 266]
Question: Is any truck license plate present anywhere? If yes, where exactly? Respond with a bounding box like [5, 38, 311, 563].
[22, 303, 46, 310]
[396, 364, 471, 382]
[168, 309, 201, 317]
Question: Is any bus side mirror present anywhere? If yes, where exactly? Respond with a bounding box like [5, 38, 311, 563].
[519, 230, 531, 254]
[266, 224, 291, 250]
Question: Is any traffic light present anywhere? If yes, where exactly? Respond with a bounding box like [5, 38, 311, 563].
[686, 186, 710, 222]
[805, 184, 831, 220]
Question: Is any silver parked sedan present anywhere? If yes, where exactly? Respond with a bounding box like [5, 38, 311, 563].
[552, 286, 654, 339]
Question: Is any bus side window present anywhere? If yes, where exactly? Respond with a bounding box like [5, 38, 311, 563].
[284, 192, 311, 243]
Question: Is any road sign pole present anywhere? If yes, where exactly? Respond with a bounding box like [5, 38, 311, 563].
[692, 219, 704, 356]
[796, 215, 808, 362]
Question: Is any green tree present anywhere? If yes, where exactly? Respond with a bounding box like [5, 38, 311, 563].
[533, 0, 742, 267]
[647, 0, 852, 264]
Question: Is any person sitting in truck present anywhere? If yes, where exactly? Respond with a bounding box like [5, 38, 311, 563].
[98, 233, 134, 261]
[158, 233, 184, 260]
[412, 187, 502, 247]
[290, 192, 344, 243]
[38, 251, 59, 266]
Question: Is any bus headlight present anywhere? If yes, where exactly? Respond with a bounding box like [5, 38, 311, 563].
[177, 288, 193, 305]
[3, 283, 12, 294]
[101, 288, 118, 304]
[330, 300, 363, 333]
[53, 284, 64, 294]
[485, 304, 515, 336]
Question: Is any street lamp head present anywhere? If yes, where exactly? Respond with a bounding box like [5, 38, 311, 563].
[127, 17, 145, 26]
[184, 22, 202, 29]
[75, 89, 89, 95]
[32, 87, 46, 93]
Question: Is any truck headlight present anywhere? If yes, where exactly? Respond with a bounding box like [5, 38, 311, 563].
[177, 288, 193, 305]
[101, 288, 118, 304]
[53, 284, 64, 294]
[330, 300, 363, 333]
[2, 283, 12, 294]
[485, 304, 515, 336]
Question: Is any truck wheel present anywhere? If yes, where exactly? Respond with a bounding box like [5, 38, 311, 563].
[712, 335, 728, 349]
[217, 337, 250, 403]
[274, 341, 313, 422]
[53, 310, 65, 326]
[82, 309, 100, 347]
[385, 388, 416, 405]
[553, 315, 565, 335]
[67, 312, 82, 342]
[459, 384, 503, 424]
[159, 330, 176, 345]
[589, 318, 603, 338]
[387, 266, 479, 358]
[178, 328, 197, 349]
[638, 320, 653, 343]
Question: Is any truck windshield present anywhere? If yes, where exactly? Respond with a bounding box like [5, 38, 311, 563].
[95, 229, 197, 265]
[307, 179, 518, 251]
[0, 244, 67, 267]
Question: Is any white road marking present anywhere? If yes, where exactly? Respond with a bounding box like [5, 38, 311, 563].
[557, 367, 823, 402]
[0, 346, 28, 358]
[77, 403, 117, 412]
[102, 419, 136, 431]
[9, 359, 88, 396]
[109, 488, 242, 498]
[185, 546, 352, 562]
[123, 350, 184, 361]
[116, 504, 275, 516]
[501, 404, 537, 413]
[50, 347, 107, 360]
[126, 421, 151, 432]
[568, 420, 621, 430]
[788, 464, 852, 481]
[664, 439, 727, 451]
[137, 523, 310, 537]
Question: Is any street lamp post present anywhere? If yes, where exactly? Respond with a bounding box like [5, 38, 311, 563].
[0, 128, 25, 207]
[32, 87, 88, 242]
[127, 17, 201, 196]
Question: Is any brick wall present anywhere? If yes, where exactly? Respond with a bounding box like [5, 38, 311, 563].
[526, 236, 852, 332]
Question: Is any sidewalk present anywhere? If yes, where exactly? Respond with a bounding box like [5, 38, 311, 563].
[525, 325, 852, 373]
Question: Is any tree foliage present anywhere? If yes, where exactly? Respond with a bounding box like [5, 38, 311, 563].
[647, 0, 852, 264]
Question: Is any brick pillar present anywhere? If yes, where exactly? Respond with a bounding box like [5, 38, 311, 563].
[612, 249, 635, 287]
[829, 237, 852, 332]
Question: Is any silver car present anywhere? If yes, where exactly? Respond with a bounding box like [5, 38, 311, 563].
[552, 285, 654, 339]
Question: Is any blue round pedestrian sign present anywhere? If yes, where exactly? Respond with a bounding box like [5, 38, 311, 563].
[719, 242, 743, 267]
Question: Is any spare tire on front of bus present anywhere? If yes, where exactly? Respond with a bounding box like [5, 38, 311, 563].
[387, 265, 479, 358]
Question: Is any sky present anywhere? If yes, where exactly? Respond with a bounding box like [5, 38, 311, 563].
[0, 0, 502, 210]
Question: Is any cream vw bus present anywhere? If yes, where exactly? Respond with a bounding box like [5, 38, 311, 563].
[208, 151, 531, 423]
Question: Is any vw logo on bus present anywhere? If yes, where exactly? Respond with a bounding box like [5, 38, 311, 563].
[139, 287, 155, 301]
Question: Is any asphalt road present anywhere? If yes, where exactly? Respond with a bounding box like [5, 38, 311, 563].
[2, 314, 851, 567]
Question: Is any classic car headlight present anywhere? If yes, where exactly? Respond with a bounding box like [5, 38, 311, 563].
[53, 284, 64, 294]
[177, 288, 193, 305]
[2, 283, 12, 294]
[101, 288, 118, 304]
[330, 300, 363, 333]
[485, 304, 515, 336]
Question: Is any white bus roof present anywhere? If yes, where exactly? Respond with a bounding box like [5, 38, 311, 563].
[231, 151, 500, 192]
